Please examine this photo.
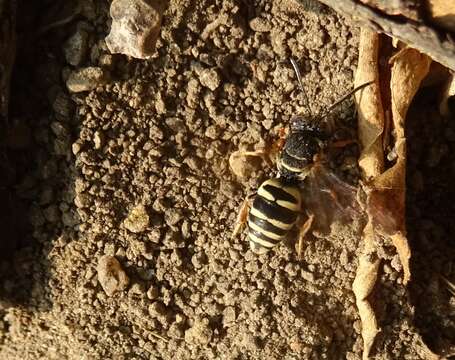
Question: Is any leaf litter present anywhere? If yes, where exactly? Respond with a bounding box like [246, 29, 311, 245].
[354, 28, 440, 359]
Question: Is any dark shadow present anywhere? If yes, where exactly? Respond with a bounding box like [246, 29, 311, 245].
[407, 86, 455, 355]
[0, 0, 81, 308]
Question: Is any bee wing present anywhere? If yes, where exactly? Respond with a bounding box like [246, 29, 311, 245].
[366, 186, 404, 236]
[299, 164, 364, 235]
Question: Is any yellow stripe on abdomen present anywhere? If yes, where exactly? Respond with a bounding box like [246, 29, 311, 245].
[249, 206, 295, 230]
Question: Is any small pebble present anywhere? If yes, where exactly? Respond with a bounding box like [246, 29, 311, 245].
[184, 318, 213, 345]
[64, 26, 89, 66]
[198, 68, 221, 91]
[223, 306, 236, 327]
[93, 131, 104, 149]
[249, 17, 272, 32]
[301, 270, 315, 282]
[147, 285, 160, 300]
[97, 255, 130, 296]
[228, 150, 261, 181]
[123, 204, 149, 233]
[165, 209, 183, 226]
[66, 66, 109, 92]
[191, 252, 207, 269]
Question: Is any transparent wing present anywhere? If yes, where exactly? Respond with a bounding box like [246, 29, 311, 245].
[365, 186, 405, 236]
[299, 164, 364, 235]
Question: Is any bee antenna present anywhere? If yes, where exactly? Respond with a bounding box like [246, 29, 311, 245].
[289, 58, 313, 117]
[318, 81, 374, 120]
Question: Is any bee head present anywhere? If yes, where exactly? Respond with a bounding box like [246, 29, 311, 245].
[289, 116, 320, 133]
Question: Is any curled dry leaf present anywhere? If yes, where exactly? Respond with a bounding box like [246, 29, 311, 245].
[352, 222, 381, 360]
[364, 46, 431, 283]
[355, 34, 432, 359]
[359, 0, 420, 20]
[355, 28, 385, 181]
[353, 28, 382, 360]
[384, 47, 431, 282]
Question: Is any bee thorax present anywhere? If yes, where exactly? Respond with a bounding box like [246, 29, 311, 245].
[278, 132, 322, 176]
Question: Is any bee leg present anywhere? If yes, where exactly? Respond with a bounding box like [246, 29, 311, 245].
[237, 127, 287, 167]
[240, 150, 267, 157]
[231, 194, 255, 239]
[271, 127, 287, 153]
[297, 213, 314, 259]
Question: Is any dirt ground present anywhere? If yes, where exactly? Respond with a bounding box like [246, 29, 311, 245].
[0, 0, 454, 359]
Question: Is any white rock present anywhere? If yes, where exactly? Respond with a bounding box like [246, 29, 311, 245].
[105, 0, 164, 59]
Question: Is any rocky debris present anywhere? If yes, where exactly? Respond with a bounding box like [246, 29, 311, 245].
[184, 318, 213, 346]
[52, 91, 75, 121]
[63, 25, 90, 66]
[228, 150, 262, 181]
[198, 68, 221, 91]
[105, 0, 164, 59]
[123, 204, 150, 233]
[249, 17, 272, 32]
[66, 66, 109, 92]
[146, 285, 160, 300]
[93, 131, 104, 149]
[97, 255, 130, 296]
[222, 306, 236, 327]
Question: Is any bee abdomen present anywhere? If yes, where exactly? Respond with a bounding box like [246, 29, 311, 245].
[247, 178, 301, 254]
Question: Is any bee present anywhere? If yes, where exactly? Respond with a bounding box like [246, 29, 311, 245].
[231, 59, 372, 256]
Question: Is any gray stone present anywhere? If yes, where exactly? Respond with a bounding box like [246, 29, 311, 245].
[64, 27, 89, 66]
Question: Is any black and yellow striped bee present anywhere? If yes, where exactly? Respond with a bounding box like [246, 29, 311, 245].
[232, 117, 326, 255]
[231, 59, 371, 256]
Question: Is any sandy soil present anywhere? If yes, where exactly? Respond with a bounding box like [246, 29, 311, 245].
[0, 0, 454, 359]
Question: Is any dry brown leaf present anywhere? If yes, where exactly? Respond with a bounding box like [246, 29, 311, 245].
[390, 48, 432, 138]
[365, 47, 430, 285]
[354, 35, 431, 359]
[353, 28, 384, 360]
[355, 28, 385, 180]
[358, 0, 420, 20]
[390, 232, 411, 283]
[386, 48, 431, 283]
[353, 221, 380, 360]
